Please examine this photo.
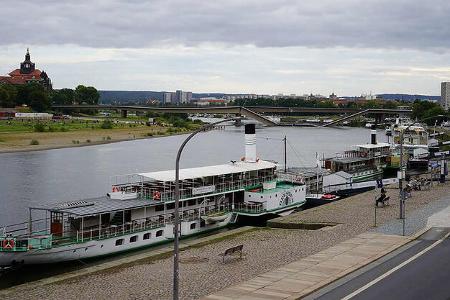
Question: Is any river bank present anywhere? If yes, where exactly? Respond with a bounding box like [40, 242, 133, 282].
[0, 125, 195, 153]
[2, 181, 448, 299]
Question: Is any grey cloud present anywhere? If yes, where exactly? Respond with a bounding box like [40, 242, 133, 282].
[1, 0, 450, 50]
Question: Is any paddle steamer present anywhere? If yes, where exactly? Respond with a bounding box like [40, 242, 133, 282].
[0, 124, 306, 265]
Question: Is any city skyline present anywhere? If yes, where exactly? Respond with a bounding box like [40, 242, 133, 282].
[1, 1, 450, 95]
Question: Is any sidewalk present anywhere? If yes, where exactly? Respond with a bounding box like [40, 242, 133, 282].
[203, 232, 410, 300]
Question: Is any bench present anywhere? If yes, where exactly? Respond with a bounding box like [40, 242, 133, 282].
[222, 244, 243, 263]
[375, 196, 390, 207]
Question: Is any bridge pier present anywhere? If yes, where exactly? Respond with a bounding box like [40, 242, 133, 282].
[121, 110, 128, 118]
[375, 114, 384, 124]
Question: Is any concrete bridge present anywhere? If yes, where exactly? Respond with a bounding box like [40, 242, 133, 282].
[52, 105, 412, 126]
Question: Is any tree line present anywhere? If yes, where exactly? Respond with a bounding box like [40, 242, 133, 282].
[232, 97, 400, 109]
[232, 97, 448, 121]
[0, 83, 100, 112]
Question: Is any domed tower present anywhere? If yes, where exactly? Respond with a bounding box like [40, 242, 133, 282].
[20, 48, 36, 74]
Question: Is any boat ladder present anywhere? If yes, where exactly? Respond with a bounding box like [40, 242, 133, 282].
[229, 213, 238, 224]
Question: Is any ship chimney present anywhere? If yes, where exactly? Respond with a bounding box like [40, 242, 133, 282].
[371, 130, 377, 145]
[244, 124, 257, 162]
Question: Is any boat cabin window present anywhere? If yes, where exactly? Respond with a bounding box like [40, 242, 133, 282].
[155, 205, 164, 212]
[130, 235, 138, 243]
[156, 230, 163, 237]
[190, 223, 196, 230]
[115, 239, 124, 246]
[143, 233, 151, 240]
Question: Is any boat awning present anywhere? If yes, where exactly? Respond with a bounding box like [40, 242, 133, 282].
[30, 196, 160, 217]
[354, 142, 391, 149]
[139, 160, 277, 182]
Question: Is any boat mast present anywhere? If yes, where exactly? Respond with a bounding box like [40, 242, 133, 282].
[316, 152, 319, 193]
[284, 135, 287, 172]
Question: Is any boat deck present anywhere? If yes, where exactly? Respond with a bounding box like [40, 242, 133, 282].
[30, 196, 160, 216]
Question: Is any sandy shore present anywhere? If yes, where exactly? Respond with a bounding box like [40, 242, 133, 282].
[0, 126, 179, 153]
[3, 181, 449, 300]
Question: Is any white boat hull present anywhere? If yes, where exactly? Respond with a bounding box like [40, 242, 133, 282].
[0, 215, 232, 266]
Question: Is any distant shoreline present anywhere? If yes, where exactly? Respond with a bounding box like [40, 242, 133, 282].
[0, 127, 191, 154]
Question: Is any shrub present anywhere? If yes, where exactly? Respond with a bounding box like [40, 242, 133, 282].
[47, 126, 55, 132]
[72, 140, 77, 144]
[106, 136, 111, 140]
[60, 127, 68, 132]
[86, 139, 91, 143]
[101, 120, 113, 129]
[30, 139, 39, 145]
[33, 123, 45, 132]
[147, 132, 153, 137]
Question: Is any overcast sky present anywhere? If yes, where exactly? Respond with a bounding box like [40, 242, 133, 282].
[1, 0, 450, 95]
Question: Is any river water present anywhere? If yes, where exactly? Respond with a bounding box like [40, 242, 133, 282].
[0, 126, 387, 227]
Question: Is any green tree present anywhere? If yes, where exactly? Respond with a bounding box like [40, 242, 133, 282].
[51, 88, 74, 105]
[422, 106, 447, 125]
[29, 90, 50, 112]
[0, 87, 12, 107]
[75, 85, 100, 105]
[382, 101, 399, 109]
[0, 84, 18, 107]
[16, 83, 45, 107]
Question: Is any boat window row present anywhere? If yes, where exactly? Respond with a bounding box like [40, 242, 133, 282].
[114, 229, 164, 246]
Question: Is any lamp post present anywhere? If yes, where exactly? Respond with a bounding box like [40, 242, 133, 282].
[173, 117, 242, 300]
[398, 115, 444, 220]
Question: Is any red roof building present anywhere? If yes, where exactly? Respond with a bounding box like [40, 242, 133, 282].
[0, 49, 52, 89]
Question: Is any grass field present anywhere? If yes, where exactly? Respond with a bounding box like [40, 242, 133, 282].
[0, 118, 147, 133]
[0, 118, 200, 152]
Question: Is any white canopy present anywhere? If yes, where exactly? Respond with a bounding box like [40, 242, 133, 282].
[354, 142, 391, 149]
[139, 160, 276, 182]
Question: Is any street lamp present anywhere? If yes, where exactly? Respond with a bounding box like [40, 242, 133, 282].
[398, 114, 444, 220]
[173, 117, 242, 300]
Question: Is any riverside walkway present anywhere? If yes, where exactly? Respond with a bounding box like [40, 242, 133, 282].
[204, 232, 409, 299]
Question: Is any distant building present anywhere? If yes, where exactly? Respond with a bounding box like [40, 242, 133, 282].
[193, 98, 227, 106]
[173, 90, 192, 103]
[163, 92, 172, 104]
[186, 92, 192, 103]
[441, 82, 450, 111]
[0, 49, 52, 90]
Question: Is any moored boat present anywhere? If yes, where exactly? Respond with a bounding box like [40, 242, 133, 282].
[0, 124, 306, 266]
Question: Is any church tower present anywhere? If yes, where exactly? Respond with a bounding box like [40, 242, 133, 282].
[20, 48, 36, 74]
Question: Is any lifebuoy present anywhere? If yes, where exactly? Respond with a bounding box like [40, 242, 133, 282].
[112, 186, 120, 192]
[153, 191, 161, 200]
[2, 239, 14, 250]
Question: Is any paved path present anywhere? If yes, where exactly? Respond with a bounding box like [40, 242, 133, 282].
[204, 232, 409, 300]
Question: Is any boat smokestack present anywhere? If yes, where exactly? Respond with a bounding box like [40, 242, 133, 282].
[371, 130, 377, 145]
[245, 124, 257, 163]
